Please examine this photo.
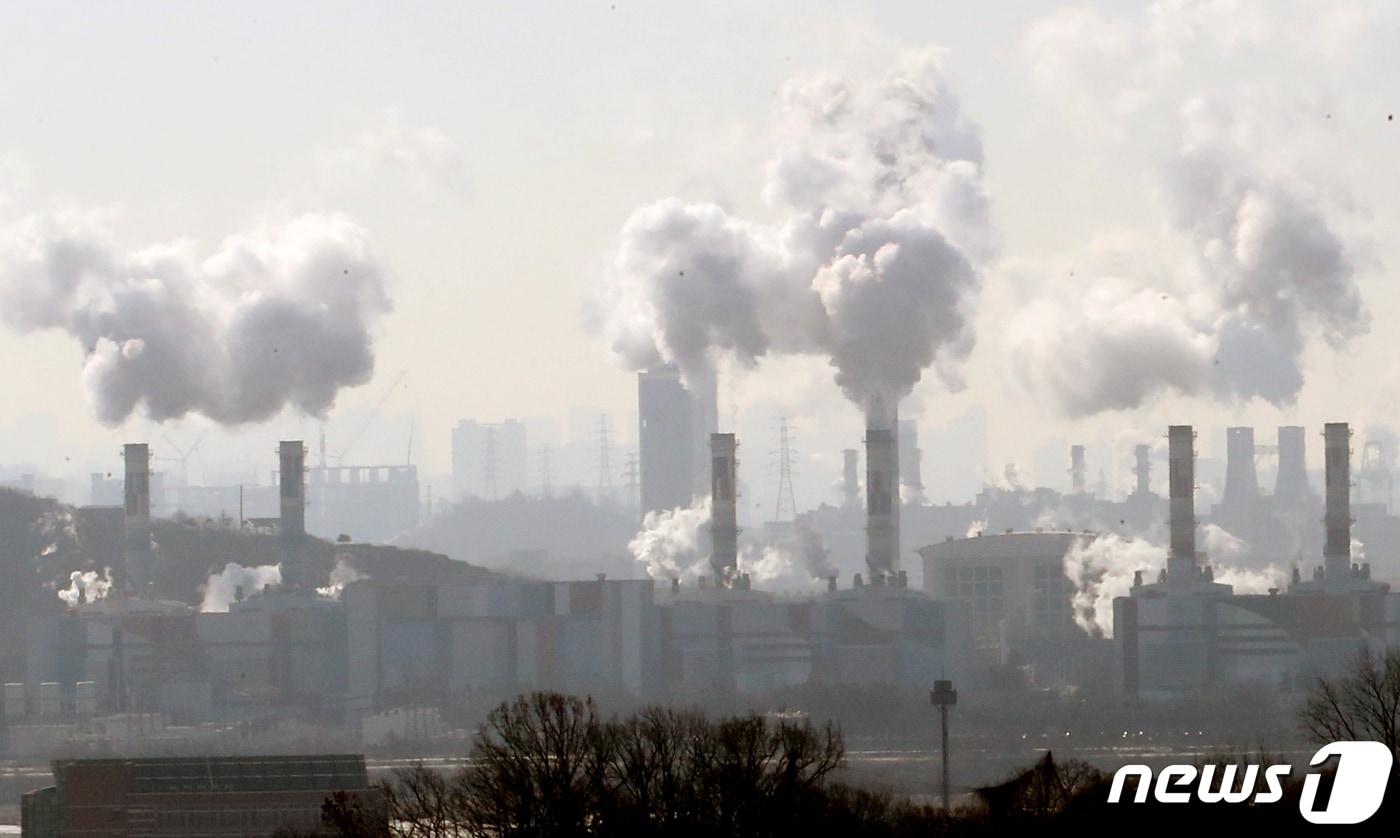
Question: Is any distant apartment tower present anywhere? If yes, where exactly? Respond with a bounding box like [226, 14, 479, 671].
[638, 364, 717, 518]
[451, 419, 528, 499]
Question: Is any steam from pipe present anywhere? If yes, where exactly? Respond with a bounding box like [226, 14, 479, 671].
[629, 497, 711, 581]
[199, 562, 282, 612]
[0, 211, 391, 425]
[587, 52, 988, 414]
[316, 555, 367, 599]
[57, 569, 113, 606]
[1064, 528, 1281, 637]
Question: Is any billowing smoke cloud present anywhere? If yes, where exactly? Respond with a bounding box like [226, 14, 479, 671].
[1064, 532, 1283, 636]
[588, 52, 988, 412]
[199, 562, 282, 612]
[57, 569, 113, 606]
[630, 497, 711, 581]
[1011, 7, 1368, 417]
[0, 211, 391, 425]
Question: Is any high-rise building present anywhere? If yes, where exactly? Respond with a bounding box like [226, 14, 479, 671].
[451, 419, 528, 499]
[638, 364, 716, 519]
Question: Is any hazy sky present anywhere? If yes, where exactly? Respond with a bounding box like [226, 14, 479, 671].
[1, 1, 1398, 508]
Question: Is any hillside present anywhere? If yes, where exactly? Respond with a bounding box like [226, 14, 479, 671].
[0, 487, 499, 681]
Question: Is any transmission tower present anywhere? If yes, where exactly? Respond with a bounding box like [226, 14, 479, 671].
[622, 452, 639, 513]
[774, 417, 798, 522]
[597, 414, 614, 503]
[482, 426, 498, 499]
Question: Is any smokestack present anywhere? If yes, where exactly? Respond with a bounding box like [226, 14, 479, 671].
[841, 448, 860, 511]
[1324, 422, 1352, 584]
[709, 433, 738, 586]
[279, 440, 307, 593]
[1069, 445, 1086, 494]
[865, 402, 900, 580]
[1167, 425, 1196, 587]
[1222, 427, 1259, 513]
[1133, 444, 1151, 496]
[122, 443, 152, 597]
[1275, 426, 1309, 504]
[898, 419, 924, 505]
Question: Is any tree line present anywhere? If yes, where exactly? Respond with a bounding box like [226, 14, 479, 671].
[289, 648, 1400, 836]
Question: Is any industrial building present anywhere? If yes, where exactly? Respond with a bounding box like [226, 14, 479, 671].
[22, 442, 347, 731]
[1115, 423, 1400, 699]
[21, 754, 376, 837]
[344, 576, 662, 707]
[920, 530, 1101, 686]
[20, 411, 1400, 764]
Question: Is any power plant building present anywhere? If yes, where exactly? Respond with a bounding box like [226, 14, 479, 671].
[919, 530, 1107, 688]
[1115, 422, 1400, 698]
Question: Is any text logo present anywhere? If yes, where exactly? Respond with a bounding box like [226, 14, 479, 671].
[1108, 741, 1392, 825]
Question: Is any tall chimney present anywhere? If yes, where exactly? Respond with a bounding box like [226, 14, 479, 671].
[1069, 445, 1086, 494]
[122, 443, 153, 597]
[1167, 426, 1196, 588]
[865, 403, 900, 580]
[1222, 427, 1259, 512]
[1133, 444, 1151, 496]
[1274, 426, 1309, 504]
[709, 433, 738, 586]
[841, 449, 861, 511]
[1323, 423, 1352, 584]
[898, 419, 924, 505]
[279, 440, 307, 593]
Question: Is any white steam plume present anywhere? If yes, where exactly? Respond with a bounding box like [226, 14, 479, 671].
[57, 569, 113, 606]
[0, 211, 391, 425]
[588, 51, 988, 412]
[316, 555, 367, 599]
[1063, 532, 1283, 637]
[630, 498, 711, 581]
[1011, 7, 1367, 417]
[743, 545, 796, 586]
[199, 562, 282, 612]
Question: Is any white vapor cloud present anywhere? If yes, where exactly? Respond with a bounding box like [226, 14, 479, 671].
[200, 562, 281, 612]
[587, 51, 989, 412]
[1010, 3, 1369, 418]
[316, 112, 470, 198]
[630, 497, 711, 581]
[0, 210, 392, 426]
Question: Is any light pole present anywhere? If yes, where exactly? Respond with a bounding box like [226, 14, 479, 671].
[931, 679, 958, 809]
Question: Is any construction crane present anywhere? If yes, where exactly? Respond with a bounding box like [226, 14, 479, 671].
[329, 370, 408, 467]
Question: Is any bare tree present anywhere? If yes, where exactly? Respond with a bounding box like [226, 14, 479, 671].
[320, 693, 849, 837]
[456, 692, 612, 838]
[1300, 648, 1400, 756]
